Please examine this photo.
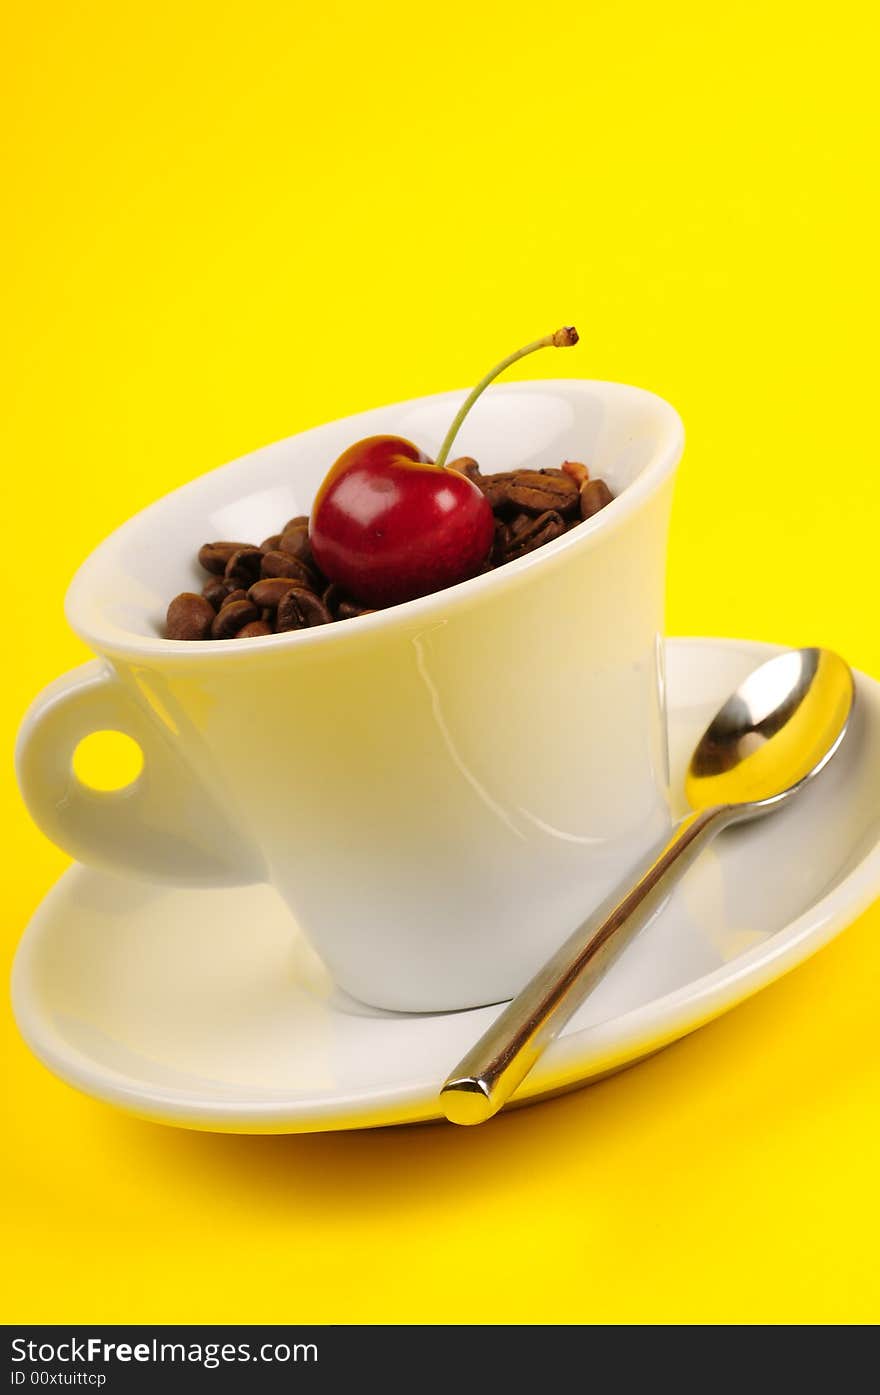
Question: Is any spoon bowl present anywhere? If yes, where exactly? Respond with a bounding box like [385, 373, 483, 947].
[686, 647, 854, 813]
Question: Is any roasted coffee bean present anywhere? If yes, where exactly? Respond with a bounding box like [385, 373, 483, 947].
[477, 471, 515, 510]
[260, 533, 282, 553]
[198, 541, 254, 575]
[220, 588, 248, 607]
[322, 582, 344, 616]
[337, 599, 375, 619]
[278, 523, 313, 565]
[236, 620, 273, 638]
[508, 512, 533, 539]
[224, 547, 264, 589]
[166, 592, 215, 640]
[580, 478, 614, 519]
[448, 457, 482, 482]
[561, 459, 590, 486]
[503, 509, 567, 559]
[261, 550, 316, 587]
[283, 515, 309, 531]
[248, 577, 299, 609]
[491, 519, 510, 564]
[502, 470, 579, 518]
[211, 598, 259, 639]
[322, 584, 373, 619]
[276, 587, 332, 631]
[201, 576, 235, 609]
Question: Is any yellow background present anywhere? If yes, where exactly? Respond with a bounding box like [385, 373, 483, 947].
[3, 0, 879, 1325]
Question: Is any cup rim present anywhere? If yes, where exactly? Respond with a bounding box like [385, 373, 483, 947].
[65, 378, 685, 661]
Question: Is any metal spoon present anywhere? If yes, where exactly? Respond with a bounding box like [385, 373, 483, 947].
[440, 647, 855, 1125]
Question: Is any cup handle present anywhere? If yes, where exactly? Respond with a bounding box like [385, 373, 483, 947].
[16, 659, 263, 886]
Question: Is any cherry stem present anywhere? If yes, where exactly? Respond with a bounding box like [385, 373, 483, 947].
[433, 326, 579, 469]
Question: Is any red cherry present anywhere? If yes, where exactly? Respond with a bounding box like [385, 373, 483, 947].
[309, 326, 579, 610]
[310, 436, 495, 608]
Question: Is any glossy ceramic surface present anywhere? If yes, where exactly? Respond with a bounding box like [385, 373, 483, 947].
[16, 380, 684, 1010]
[13, 638, 880, 1133]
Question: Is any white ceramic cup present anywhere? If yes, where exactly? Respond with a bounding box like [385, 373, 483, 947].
[16, 380, 684, 1011]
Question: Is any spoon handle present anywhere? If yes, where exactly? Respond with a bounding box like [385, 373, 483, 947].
[440, 804, 733, 1125]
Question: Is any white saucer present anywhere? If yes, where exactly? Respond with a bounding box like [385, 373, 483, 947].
[13, 637, 880, 1133]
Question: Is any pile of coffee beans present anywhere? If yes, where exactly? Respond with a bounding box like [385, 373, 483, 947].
[165, 459, 614, 640]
